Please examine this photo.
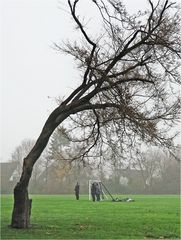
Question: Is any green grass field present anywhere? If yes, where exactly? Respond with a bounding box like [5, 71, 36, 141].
[1, 194, 180, 239]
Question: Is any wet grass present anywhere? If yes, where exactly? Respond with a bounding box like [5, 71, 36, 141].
[1, 194, 180, 239]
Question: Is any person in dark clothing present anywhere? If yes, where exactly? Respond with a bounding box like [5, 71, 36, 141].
[95, 183, 101, 201]
[74, 182, 80, 200]
[91, 183, 96, 202]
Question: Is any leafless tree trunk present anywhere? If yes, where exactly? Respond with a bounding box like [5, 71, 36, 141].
[11, 107, 69, 227]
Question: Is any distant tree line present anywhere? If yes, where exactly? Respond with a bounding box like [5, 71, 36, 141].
[8, 127, 180, 195]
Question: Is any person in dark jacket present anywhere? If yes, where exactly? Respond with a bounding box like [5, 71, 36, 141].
[95, 182, 101, 201]
[74, 182, 80, 200]
[91, 183, 96, 202]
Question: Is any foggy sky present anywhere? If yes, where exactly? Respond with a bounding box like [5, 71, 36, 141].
[1, 0, 180, 162]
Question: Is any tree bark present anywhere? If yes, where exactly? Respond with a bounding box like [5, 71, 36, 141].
[11, 106, 69, 228]
[11, 185, 32, 228]
[11, 157, 34, 228]
[10, 102, 84, 228]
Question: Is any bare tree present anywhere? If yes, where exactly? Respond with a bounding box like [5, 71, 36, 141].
[11, 139, 35, 164]
[132, 148, 167, 191]
[10, 139, 46, 192]
[11, 0, 181, 228]
[11, 139, 39, 181]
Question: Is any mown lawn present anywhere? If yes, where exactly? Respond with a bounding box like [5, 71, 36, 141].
[1, 194, 180, 239]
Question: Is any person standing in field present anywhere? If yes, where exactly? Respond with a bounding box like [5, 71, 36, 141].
[74, 182, 80, 200]
[95, 182, 101, 201]
[91, 182, 96, 202]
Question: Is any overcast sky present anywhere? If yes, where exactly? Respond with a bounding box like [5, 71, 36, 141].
[1, 0, 180, 162]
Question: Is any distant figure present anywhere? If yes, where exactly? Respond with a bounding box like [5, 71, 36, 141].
[91, 182, 101, 202]
[95, 182, 101, 201]
[91, 183, 96, 202]
[74, 182, 80, 200]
